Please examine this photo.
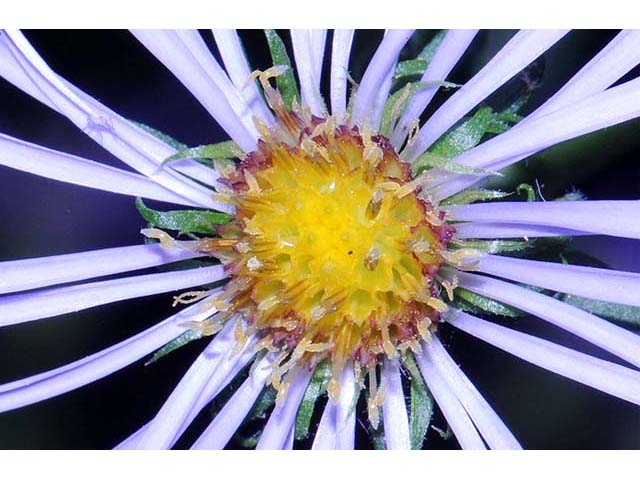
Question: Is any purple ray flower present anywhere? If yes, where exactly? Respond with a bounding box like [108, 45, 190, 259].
[1, 29, 640, 450]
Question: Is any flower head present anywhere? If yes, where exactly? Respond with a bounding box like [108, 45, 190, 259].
[1, 29, 640, 450]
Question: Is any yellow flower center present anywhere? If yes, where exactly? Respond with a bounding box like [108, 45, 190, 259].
[204, 110, 454, 395]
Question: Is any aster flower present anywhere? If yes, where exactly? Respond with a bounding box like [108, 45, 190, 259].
[1, 28, 640, 451]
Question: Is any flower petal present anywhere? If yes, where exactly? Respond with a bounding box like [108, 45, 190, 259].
[256, 369, 312, 449]
[126, 319, 254, 449]
[433, 77, 640, 200]
[116, 338, 255, 449]
[403, 30, 568, 161]
[130, 29, 258, 152]
[391, 29, 478, 148]
[414, 351, 486, 450]
[477, 254, 640, 307]
[311, 399, 337, 450]
[291, 30, 326, 116]
[351, 29, 415, 127]
[449, 312, 640, 406]
[0, 30, 226, 211]
[211, 29, 274, 123]
[381, 359, 410, 450]
[335, 362, 357, 450]
[0, 133, 194, 206]
[425, 338, 521, 449]
[191, 355, 273, 450]
[0, 265, 224, 326]
[0, 297, 217, 412]
[330, 29, 355, 117]
[528, 30, 640, 121]
[0, 243, 202, 295]
[446, 200, 640, 240]
[456, 271, 640, 369]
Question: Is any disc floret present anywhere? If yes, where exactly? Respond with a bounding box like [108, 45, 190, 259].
[200, 85, 455, 397]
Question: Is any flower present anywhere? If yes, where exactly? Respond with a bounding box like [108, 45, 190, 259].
[1, 28, 640, 450]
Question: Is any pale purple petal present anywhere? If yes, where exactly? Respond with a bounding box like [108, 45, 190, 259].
[432, 78, 640, 201]
[130, 29, 258, 152]
[0, 265, 224, 326]
[116, 337, 255, 449]
[454, 222, 589, 240]
[126, 319, 253, 449]
[381, 359, 410, 450]
[414, 351, 486, 450]
[330, 29, 355, 117]
[425, 338, 521, 449]
[391, 29, 479, 148]
[0, 30, 226, 211]
[369, 60, 396, 131]
[311, 400, 337, 450]
[527, 30, 640, 122]
[0, 133, 194, 206]
[256, 368, 312, 449]
[449, 312, 640, 406]
[477, 255, 640, 307]
[0, 34, 217, 190]
[335, 362, 357, 450]
[0, 243, 203, 295]
[309, 29, 327, 85]
[191, 355, 272, 450]
[351, 29, 415, 126]
[446, 200, 640, 240]
[291, 30, 325, 115]
[456, 271, 640, 369]
[211, 29, 274, 123]
[403, 30, 569, 161]
[0, 296, 218, 412]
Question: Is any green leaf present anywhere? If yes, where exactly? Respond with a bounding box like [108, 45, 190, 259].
[380, 81, 459, 137]
[557, 294, 640, 328]
[441, 188, 511, 206]
[162, 141, 244, 166]
[394, 59, 428, 82]
[517, 183, 537, 202]
[145, 329, 204, 366]
[454, 239, 532, 255]
[417, 30, 448, 62]
[264, 29, 300, 110]
[136, 198, 232, 235]
[452, 288, 524, 318]
[131, 121, 187, 150]
[412, 151, 500, 177]
[251, 385, 277, 419]
[294, 360, 332, 440]
[393, 30, 447, 86]
[404, 354, 434, 449]
[429, 107, 496, 159]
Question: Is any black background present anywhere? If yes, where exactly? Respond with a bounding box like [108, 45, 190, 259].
[0, 30, 639, 449]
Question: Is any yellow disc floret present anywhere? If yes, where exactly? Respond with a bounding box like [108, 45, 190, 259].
[200, 103, 455, 395]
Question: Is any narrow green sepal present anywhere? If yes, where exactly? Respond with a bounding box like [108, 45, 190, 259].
[136, 198, 232, 235]
[412, 151, 500, 177]
[441, 188, 511, 206]
[452, 287, 524, 318]
[131, 121, 187, 150]
[161, 141, 244, 166]
[453, 239, 532, 255]
[380, 81, 459, 137]
[294, 360, 332, 440]
[145, 329, 204, 366]
[403, 354, 434, 449]
[557, 294, 640, 329]
[264, 29, 300, 109]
